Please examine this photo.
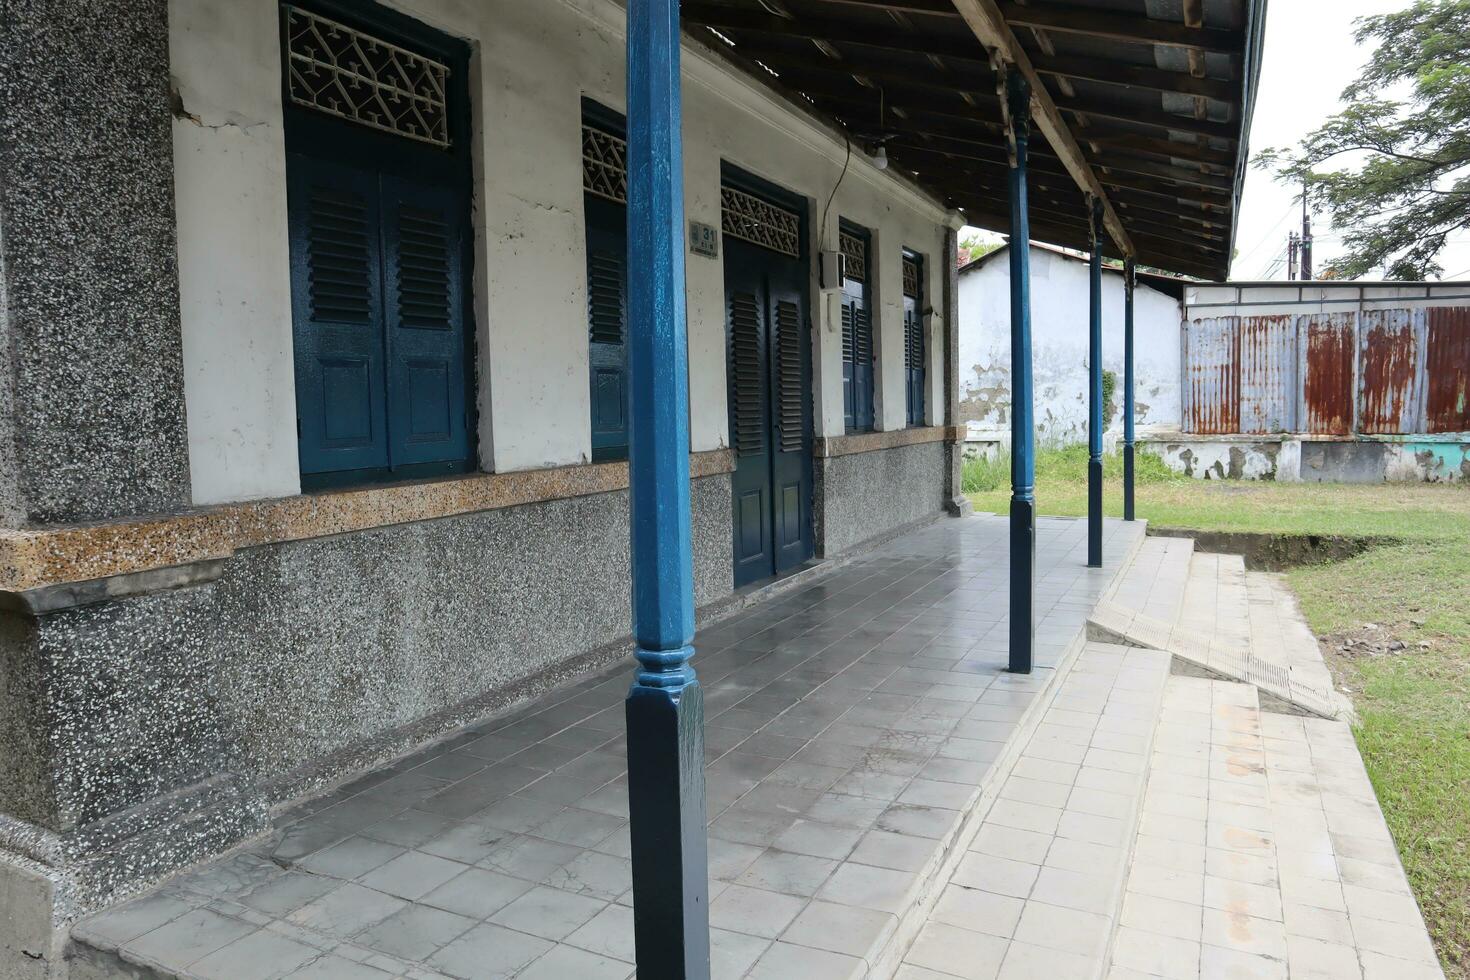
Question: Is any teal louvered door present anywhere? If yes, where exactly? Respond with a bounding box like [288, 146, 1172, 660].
[288, 155, 390, 474]
[769, 284, 812, 575]
[724, 190, 812, 587]
[727, 278, 773, 586]
[585, 196, 628, 460]
[903, 254, 925, 426]
[381, 175, 470, 467]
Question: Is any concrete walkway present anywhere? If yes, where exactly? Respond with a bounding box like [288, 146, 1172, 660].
[68, 519, 1442, 980]
[71, 515, 1142, 979]
[1109, 675, 1442, 980]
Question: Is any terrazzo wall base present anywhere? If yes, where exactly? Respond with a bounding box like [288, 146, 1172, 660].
[0, 476, 732, 970]
[815, 442, 948, 557]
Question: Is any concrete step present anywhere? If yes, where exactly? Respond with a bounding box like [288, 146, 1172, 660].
[1088, 542, 1351, 722]
[1106, 674, 1444, 980]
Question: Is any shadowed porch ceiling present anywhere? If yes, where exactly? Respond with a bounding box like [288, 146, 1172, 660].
[681, 0, 1267, 280]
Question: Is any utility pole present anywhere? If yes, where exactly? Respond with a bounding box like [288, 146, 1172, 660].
[1287, 231, 1299, 280]
[1300, 180, 1313, 281]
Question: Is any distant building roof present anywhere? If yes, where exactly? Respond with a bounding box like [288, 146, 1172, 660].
[958, 240, 1191, 299]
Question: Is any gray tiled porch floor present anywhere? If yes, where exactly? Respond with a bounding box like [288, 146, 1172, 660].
[74, 515, 1143, 980]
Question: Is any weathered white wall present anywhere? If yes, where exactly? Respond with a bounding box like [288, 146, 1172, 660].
[171, 0, 300, 504]
[957, 246, 1182, 446]
[169, 0, 949, 504]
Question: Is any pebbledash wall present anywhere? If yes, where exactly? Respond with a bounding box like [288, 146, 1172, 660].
[956, 243, 1185, 450]
[0, 0, 963, 970]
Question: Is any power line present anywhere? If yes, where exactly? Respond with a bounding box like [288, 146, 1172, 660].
[1236, 203, 1299, 272]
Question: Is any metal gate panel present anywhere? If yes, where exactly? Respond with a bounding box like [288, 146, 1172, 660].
[1425, 307, 1470, 433]
[1184, 316, 1240, 434]
[1358, 309, 1427, 434]
[1239, 315, 1296, 434]
[1298, 312, 1355, 436]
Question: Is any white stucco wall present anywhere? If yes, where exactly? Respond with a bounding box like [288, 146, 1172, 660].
[169, 0, 949, 504]
[171, 0, 301, 504]
[957, 245, 1182, 447]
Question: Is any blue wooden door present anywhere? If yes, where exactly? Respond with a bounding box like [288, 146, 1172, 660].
[381, 175, 470, 467]
[288, 155, 390, 474]
[726, 230, 813, 587]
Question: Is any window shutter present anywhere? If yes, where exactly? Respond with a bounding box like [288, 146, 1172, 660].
[853, 302, 874, 431]
[729, 292, 767, 457]
[841, 299, 856, 430]
[774, 300, 804, 452]
[288, 155, 390, 475]
[380, 175, 470, 468]
[585, 195, 628, 460]
[395, 206, 454, 328]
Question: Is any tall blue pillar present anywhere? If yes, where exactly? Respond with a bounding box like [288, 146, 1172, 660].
[1123, 257, 1137, 521]
[623, 2, 710, 977]
[1006, 71, 1034, 674]
[1087, 200, 1104, 568]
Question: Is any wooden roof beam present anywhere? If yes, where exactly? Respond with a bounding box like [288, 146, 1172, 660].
[996, 1, 1243, 55]
[948, 0, 1134, 258]
[1029, 50, 1235, 102]
[679, 3, 987, 62]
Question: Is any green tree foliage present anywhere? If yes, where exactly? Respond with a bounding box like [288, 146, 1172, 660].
[1257, 1, 1470, 280]
[958, 235, 1003, 266]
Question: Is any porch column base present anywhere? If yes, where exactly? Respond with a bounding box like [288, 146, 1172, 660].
[1008, 496, 1035, 673]
[1124, 444, 1136, 521]
[1088, 457, 1103, 567]
[625, 680, 710, 979]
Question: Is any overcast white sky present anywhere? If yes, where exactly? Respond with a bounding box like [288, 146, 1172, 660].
[966, 1, 1470, 282]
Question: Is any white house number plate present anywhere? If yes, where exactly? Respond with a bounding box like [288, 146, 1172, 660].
[689, 220, 719, 259]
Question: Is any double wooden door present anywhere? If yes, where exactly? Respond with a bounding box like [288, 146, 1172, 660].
[725, 225, 813, 587]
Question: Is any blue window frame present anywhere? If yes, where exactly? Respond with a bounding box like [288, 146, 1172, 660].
[582, 100, 630, 462]
[840, 222, 874, 433]
[281, 0, 475, 489]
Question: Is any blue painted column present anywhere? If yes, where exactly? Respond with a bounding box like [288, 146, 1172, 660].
[623, 2, 710, 977]
[1123, 258, 1137, 521]
[1087, 200, 1104, 568]
[1006, 71, 1034, 674]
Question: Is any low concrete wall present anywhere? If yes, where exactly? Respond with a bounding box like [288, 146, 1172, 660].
[815, 440, 948, 556]
[1143, 436, 1470, 483]
[0, 475, 732, 935]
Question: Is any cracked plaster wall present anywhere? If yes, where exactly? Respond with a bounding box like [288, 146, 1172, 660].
[956, 246, 1182, 446]
[173, 0, 951, 503]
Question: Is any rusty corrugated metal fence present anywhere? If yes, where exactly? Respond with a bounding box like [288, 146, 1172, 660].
[1183, 306, 1470, 436]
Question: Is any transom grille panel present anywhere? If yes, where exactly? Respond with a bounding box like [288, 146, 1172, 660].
[722, 186, 800, 258]
[840, 230, 867, 283]
[775, 300, 804, 453]
[729, 293, 766, 457]
[903, 257, 920, 299]
[284, 5, 450, 148]
[583, 125, 628, 204]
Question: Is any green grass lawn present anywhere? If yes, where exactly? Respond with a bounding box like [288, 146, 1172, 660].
[967, 447, 1470, 977]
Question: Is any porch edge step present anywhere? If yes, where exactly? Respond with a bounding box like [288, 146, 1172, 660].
[1087, 599, 1353, 721]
